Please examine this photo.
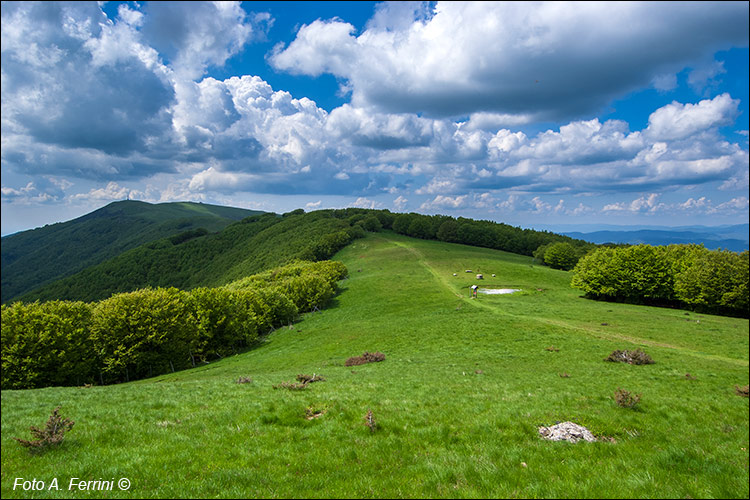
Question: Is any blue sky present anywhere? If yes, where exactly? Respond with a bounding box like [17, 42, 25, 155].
[1, 1, 748, 236]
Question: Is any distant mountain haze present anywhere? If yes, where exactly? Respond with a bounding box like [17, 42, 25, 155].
[562, 225, 749, 252]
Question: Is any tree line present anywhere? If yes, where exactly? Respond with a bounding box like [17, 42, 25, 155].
[571, 244, 749, 317]
[383, 211, 595, 265]
[1, 260, 348, 389]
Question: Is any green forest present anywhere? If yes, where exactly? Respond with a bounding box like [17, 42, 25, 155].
[1, 260, 347, 389]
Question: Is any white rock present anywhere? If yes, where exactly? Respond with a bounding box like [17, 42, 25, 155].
[538, 421, 596, 443]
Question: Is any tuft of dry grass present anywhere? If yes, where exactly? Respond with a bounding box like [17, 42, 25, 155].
[273, 381, 308, 390]
[345, 351, 386, 366]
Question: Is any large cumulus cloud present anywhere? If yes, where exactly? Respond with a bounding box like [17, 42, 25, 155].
[270, 1, 749, 120]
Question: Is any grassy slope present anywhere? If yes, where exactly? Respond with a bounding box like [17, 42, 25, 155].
[1, 201, 263, 303]
[1, 232, 748, 498]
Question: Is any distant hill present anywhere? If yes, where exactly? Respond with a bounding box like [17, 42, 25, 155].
[562, 224, 749, 252]
[1, 200, 263, 303]
[14, 210, 357, 303]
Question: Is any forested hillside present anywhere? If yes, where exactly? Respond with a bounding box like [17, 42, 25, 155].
[1, 200, 262, 303]
[16, 210, 359, 303]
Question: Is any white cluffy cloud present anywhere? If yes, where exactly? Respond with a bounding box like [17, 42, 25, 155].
[271, 1, 749, 120]
[1, 1, 748, 233]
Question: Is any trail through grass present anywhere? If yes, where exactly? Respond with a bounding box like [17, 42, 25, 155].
[394, 236, 747, 367]
[2, 232, 748, 498]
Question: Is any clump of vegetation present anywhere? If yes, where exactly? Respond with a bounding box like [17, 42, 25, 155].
[273, 374, 326, 390]
[571, 244, 749, 317]
[296, 374, 325, 384]
[614, 388, 641, 409]
[735, 384, 749, 397]
[273, 381, 309, 390]
[305, 406, 327, 420]
[2, 260, 348, 389]
[236, 376, 253, 384]
[345, 351, 386, 366]
[13, 407, 74, 452]
[605, 349, 654, 365]
[363, 409, 377, 432]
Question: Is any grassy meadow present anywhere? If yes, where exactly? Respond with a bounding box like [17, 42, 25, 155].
[2, 232, 748, 498]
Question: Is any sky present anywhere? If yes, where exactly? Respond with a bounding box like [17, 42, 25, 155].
[1, 1, 749, 236]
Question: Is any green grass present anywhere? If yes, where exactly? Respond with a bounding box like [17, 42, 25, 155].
[2, 232, 748, 498]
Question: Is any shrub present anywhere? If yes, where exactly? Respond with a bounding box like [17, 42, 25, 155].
[229, 287, 298, 333]
[614, 388, 641, 409]
[345, 351, 386, 366]
[363, 351, 386, 363]
[363, 409, 377, 432]
[309, 260, 349, 286]
[13, 407, 74, 452]
[605, 349, 654, 365]
[543, 242, 580, 270]
[296, 374, 325, 384]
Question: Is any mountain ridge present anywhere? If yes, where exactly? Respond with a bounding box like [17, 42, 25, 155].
[1, 200, 264, 303]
